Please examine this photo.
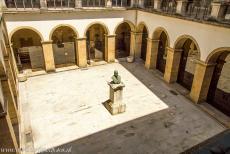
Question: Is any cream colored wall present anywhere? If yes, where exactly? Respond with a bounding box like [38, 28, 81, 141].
[4, 10, 230, 62]
[5, 10, 136, 40]
[137, 11, 230, 61]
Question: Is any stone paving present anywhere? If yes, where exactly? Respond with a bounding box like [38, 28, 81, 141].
[19, 60, 226, 154]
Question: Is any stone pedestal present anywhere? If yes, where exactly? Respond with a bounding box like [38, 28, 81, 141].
[154, 0, 161, 10]
[106, 0, 112, 7]
[75, 0, 82, 8]
[0, 0, 7, 11]
[210, 2, 228, 20]
[40, 0, 48, 9]
[176, 0, 188, 15]
[138, 0, 144, 8]
[104, 83, 126, 115]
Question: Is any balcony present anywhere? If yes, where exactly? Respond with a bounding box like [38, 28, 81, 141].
[2, 0, 230, 25]
[139, 0, 230, 25]
[46, 0, 75, 8]
[3, 0, 133, 9]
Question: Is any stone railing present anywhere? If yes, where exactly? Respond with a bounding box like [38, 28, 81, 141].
[1, 0, 230, 25]
[2, 0, 132, 9]
[138, 0, 230, 25]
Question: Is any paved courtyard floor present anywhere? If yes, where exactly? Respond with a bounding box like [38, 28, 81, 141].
[19, 60, 226, 154]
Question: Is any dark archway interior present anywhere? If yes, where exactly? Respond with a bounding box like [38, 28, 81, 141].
[51, 26, 77, 68]
[140, 26, 148, 61]
[176, 39, 199, 90]
[207, 52, 230, 116]
[11, 29, 45, 72]
[115, 22, 131, 58]
[156, 31, 168, 74]
[86, 24, 106, 62]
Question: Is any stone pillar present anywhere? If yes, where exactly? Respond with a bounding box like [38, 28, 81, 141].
[130, 32, 143, 58]
[1, 76, 18, 125]
[75, 0, 82, 8]
[75, 38, 87, 67]
[145, 39, 159, 69]
[106, 0, 112, 7]
[210, 2, 228, 20]
[105, 35, 115, 63]
[176, 0, 188, 15]
[0, 114, 19, 151]
[41, 41, 55, 72]
[0, 0, 7, 11]
[130, 31, 136, 57]
[154, 0, 161, 10]
[40, 0, 47, 9]
[138, 0, 144, 8]
[130, 0, 136, 7]
[190, 61, 216, 103]
[164, 47, 182, 83]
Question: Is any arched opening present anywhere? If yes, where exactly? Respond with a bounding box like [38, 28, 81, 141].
[207, 50, 230, 116]
[51, 26, 77, 68]
[154, 30, 169, 74]
[175, 37, 200, 90]
[137, 24, 148, 61]
[86, 24, 108, 63]
[11, 28, 45, 73]
[115, 22, 131, 58]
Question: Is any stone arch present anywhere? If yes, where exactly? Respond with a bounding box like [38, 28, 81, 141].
[9, 26, 44, 42]
[152, 27, 170, 74]
[11, 28, 45, 72]
[152, 27, 170, 46]
[204, 48, 230, 116]
[171, 35, 201, 90]
[50, 25, 78, 68]
[85, 22, 109, 62]
[84, 22, 109, 37]
[114, 21, 133, 58]
[136, 22, 149, 61]
[113, 20, 135, 34]
[174, 35, 200, 57]
[49, 24, 79, 41]
[137, 22, 149, 35]
[205, 47, 230, 64]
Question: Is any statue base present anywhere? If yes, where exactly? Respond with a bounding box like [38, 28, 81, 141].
[104, 100, 126, 115]
[104, 82, 126, 115]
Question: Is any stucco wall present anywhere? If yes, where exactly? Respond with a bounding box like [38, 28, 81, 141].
[4, 9, 230, 62]
[137, 11, 230, 61]
[4, 10, 136, 40]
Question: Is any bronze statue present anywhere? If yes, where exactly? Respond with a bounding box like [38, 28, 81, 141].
[111, 70, 121, 84]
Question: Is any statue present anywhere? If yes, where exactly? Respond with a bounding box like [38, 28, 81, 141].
[104, 70, 126, 115]
[111, 70, 121, 84]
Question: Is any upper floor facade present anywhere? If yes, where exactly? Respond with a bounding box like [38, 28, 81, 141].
[0, 0, 230, 25]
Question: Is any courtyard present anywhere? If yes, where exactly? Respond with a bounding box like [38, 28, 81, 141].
[19, 60, 226, 154]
